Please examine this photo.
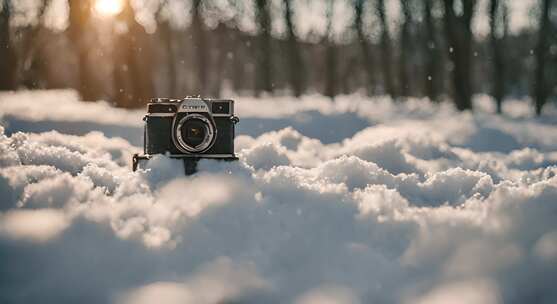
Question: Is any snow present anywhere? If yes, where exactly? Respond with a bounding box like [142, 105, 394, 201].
[1, 90, 557, 303]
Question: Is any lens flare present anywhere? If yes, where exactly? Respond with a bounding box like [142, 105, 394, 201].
[94, 0, 124, 17]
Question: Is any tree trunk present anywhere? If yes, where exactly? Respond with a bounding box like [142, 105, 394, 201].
[342, 57, 357, 94]
[231, 31, 245, 93]
[254, 0, 273, 95]
[442, 0, 476, 111]
[0, 0, 16, 90]
[489, 0, 507, 114]
[134, 30, 155, 105]
[534, 0, 553, 116]
[423, 0, 440, 101]
[284, 0, 305, 96]
[354, 0, 374, 94]
[376, 0, 397, 98]
[114, 0, 154, 107]
[68, 0, 99, 101]
[210, 23, 228, 98]
[324, 0, 336, 99]
[399, 0, 411, 97]
[191, 0, 208, 96]
[18, 1, 48, 89]
[159, 20, 177, 97]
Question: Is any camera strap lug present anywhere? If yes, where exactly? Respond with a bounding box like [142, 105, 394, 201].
[230, 116, 240, 124]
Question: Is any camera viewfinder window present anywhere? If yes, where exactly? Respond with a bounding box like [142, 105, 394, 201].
[212, 102, 230, 114]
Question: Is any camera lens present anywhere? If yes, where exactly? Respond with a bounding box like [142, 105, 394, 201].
[174, 114, 216, 153]
[181, 119, 207, 148]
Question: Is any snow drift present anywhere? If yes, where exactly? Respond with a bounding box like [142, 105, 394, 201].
[1, 90, 557, 303]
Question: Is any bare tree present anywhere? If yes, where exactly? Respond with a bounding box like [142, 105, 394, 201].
[353, 0, 374, 94]
[191, 0, 208, 95]
[157, 1, 177, 97]
[398, 0, 412, 97]
[68, 0, 99, 100]
[283, 0, 305, 96]
[254, 0, 273, 95]
[442, 0, 477, 111]
[3, 0, 552, 108]
[533, 0, 553, 116]
[423, 0, 441, 101]
[218, 1, 248, 93]
[0, 0, 16, 90]
[341, 56, 358, 94]
[114, 0, 154, 107]
[231, 30, 247, 93]
[376, 0, 397, 98]
[210, 22, 228, 97]
[18, 0, 49, 89]
[324, 0, 336, 98]
[489, 0, 508, 114]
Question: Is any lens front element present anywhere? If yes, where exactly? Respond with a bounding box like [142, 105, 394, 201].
[174, 114, 215, 153]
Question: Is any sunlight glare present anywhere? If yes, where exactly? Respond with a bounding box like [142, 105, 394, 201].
[94, 0, 124, 17]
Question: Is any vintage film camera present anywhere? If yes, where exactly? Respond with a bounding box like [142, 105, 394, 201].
[133, 97, 239, 174]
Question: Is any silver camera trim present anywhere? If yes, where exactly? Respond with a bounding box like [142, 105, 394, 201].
[177, 98, 210, 113]
[173, 114, 216, 153]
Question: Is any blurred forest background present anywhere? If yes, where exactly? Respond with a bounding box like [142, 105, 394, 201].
[0, 0, 556, 115]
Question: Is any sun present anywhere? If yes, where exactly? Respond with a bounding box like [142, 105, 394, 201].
[94, 0, 124, 17]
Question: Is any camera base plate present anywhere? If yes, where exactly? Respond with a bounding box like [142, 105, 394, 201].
[132, 153, 238, 175]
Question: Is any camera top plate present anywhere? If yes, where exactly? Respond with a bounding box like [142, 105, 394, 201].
[177, 98, 210, 113]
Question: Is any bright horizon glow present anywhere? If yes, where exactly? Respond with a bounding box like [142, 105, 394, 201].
[94, 0, 124, 17]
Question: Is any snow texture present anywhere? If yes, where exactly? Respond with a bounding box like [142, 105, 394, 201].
[1, 90, 557, 303]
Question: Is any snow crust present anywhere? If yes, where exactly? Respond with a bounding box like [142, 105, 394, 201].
[1, 90, 557, 303]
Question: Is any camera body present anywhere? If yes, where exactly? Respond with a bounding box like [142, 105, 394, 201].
[142, 97, 238, 160]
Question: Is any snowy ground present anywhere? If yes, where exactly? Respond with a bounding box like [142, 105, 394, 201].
[1, 90, 557, 304]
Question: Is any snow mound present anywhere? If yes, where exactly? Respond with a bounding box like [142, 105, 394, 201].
[1, 90, 557, 303]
